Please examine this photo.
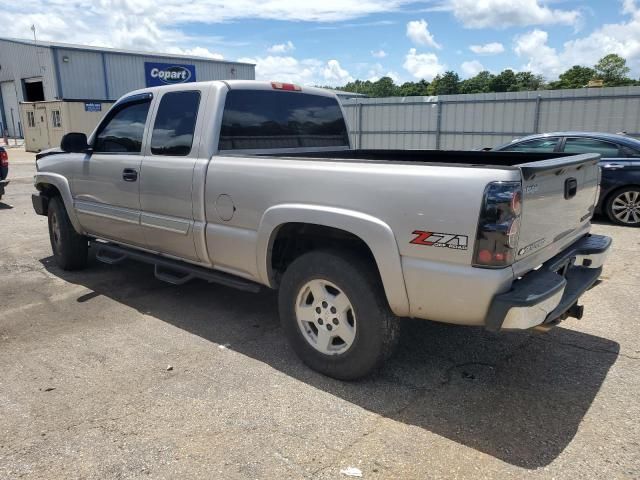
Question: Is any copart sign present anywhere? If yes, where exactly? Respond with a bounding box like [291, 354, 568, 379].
[145, 62, 196, 87]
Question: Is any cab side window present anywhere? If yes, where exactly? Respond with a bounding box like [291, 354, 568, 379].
[501, 137, 560, 153]
[563, 137, 620, 158]
[94, 100, 151, 153]
[151, 91, 201, 156]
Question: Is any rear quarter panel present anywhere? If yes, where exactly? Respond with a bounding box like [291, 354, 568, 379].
[204, 156, 521, 323]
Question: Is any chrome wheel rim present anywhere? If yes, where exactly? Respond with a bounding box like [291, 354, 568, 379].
[295, 279, 356, 355]
[611, 191, 640, 224]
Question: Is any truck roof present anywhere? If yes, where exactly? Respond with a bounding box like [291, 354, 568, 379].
[119, 80, 339, 104]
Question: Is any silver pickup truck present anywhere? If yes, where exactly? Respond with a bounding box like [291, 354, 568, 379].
[32, 80, 611, 379]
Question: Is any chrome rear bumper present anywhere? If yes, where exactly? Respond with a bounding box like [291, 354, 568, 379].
[486, 234, 611, 331]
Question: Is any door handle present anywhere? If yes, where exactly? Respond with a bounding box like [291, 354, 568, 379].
[122, 168, 138, 182]
[602, 163, 624, 170]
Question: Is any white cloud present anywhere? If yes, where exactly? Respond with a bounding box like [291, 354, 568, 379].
[406, 20, 441, 49]
[366, 63, 384, 81]
[514, 4, 640, 79]
[440, 0, 581, 29]
[385, 71, 401, 83]
[365, 63, 400, 82]
[323, 59, 354, 84]
[514, 29, 562, 77]
[623, 0, 638, 15]
[469, 42, 504, 55]
[403, 48, 446, 80]
[237, 55, 352, 86]
[371, 49, 387, 58]
[7, 0, 416, 58]
[461, 60, 484, 77]
[268, 41, 295, 54]
[166, 46, 224, 59]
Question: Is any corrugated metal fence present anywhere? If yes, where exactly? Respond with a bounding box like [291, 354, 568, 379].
[340, 86, 640, 150]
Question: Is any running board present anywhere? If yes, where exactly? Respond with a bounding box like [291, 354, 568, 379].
[92, 241, 261, 293]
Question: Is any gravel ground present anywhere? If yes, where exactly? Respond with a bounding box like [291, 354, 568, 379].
[1, 149, 638, 479]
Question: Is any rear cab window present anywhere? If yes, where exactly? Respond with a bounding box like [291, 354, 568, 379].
[219, 90, 349, 151]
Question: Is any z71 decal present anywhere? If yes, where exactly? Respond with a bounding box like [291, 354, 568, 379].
[410, 231, 469, 250]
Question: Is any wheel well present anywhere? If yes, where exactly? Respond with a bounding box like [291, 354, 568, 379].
[36, 183, 61, 197]
[35, 183, 61, 215]
[269, 223, 378, 287]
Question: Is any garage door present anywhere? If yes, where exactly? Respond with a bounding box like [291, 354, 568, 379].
[1, 81, 21, 137]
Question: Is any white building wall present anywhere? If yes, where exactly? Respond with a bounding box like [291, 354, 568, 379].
[55, 48, 107, 99]
[0, 39, 58, 136]
[104, 53, 254, 100]
[0, 39, 57, 100]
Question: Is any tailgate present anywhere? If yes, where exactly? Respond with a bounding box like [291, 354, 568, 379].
[515, 153, 600, 264]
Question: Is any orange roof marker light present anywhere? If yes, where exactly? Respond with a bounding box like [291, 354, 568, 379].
[271, 82, 302, 91]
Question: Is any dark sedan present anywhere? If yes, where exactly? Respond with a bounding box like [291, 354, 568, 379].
[493, 132, 640, 227]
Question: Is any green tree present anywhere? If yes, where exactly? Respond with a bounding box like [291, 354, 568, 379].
[514, 71, 546, 91]
[340, 79, 374, 96]
[489, 69, 518, 92]
[594, 54, 631, 86]
[332, 53, 637, 97]
[397, 80, 429, 96]
[459, 71, 494, 94]
[369, 76, 398, 97]
[549, 65, 596, 89]
[428, 71, 460, 95]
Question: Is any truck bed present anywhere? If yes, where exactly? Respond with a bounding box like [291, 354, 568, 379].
[259, 149, 573, 168]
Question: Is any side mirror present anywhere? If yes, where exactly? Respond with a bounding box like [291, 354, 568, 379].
[61, 132, 90, 153]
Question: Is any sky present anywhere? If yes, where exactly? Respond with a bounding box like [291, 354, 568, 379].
[2, 0, 640, 86]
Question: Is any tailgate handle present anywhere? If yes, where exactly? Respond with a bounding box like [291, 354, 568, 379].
[564, 178, 578, 199]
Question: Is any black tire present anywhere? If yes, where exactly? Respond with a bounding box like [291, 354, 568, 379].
[48, 196, 89, 270]
[605, 186, 640, 227]
[278, 250, 400, 380]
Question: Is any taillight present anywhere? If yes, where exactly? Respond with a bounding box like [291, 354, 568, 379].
[0, 150, 8, 167]
[473, 182, 522, 268]
[271, 82, 302, 91]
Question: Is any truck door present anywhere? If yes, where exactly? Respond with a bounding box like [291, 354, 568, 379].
[73, 93, 152, 247]
[139, 89, 203, 262]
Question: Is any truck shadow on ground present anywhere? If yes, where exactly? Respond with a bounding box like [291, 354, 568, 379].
[41, 252, 620, 470]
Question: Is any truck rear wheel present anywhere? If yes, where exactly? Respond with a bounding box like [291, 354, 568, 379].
[278, 250, 400, 380]
[48, 196, 88, 270]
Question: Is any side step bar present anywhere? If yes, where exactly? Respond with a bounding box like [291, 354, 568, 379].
[92, 241, 261, 293]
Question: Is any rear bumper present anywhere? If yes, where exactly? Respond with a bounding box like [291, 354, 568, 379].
[485, 234, 611, 331]
[0, 179, 8, 196]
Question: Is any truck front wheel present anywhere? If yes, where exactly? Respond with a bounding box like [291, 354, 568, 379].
[48, 196, 89, 270]
[278, 250, 400, 380]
